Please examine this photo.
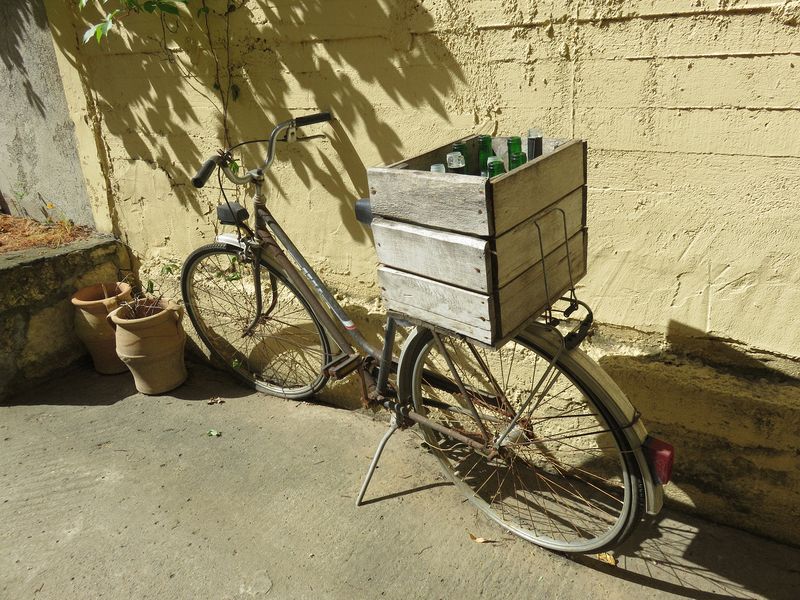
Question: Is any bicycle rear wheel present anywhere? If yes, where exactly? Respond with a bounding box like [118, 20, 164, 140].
[181, 243, 331, 399]
[398, 326, 643, 553]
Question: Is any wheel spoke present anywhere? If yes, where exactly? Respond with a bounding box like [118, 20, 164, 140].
[408, 329, 639, 553]
[182, 246, 330, 398]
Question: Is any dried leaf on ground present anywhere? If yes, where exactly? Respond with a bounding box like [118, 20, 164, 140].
[596, 552, 617, 566]
[207, 398, 225, 405]
[468, 533, 497, 544]
[207, 429, 222, 437]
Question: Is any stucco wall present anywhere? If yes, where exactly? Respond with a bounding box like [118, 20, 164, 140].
[45, 1, 799, 544]
[0, 0, 94, 226]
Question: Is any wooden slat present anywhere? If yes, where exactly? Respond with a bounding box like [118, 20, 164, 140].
[494, 187, 585, 286]
[490, 139, 586, 235]
[372, 217, 492, 292]
[498, 230, 587, 337]
[368, 167, 490, 236]
[377, 266, 494, 344]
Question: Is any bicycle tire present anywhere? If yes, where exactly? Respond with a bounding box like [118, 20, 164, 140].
[181, 243, 331, 399]
[398, 326, 644, 553]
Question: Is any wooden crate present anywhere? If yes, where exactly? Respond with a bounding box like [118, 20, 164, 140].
[368, 135, 587, 346]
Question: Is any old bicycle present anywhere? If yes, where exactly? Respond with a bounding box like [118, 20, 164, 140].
[181, 112, 673, 554]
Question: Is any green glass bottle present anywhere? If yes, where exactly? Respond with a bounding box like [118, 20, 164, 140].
[507, 136, 522, 162]
[487, 156, 506, 177]
[509, 152, 527, 170]
[477, 135, 494, 177]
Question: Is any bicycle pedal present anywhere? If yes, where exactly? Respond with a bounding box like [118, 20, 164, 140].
[323, 353, 362, 379]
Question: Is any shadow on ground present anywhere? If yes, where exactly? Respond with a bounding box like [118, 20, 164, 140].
[573, 509, 800, 600]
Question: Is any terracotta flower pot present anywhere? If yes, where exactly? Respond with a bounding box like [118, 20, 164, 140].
[108, 299, 188, 395]
[71, 282, 133, 374]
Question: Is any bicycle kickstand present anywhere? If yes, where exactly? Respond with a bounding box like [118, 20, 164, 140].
[355, 413, 400, 507]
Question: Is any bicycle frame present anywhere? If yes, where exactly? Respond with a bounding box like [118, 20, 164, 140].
[214, 129, 396, 400]
[201, 117, 667, 520]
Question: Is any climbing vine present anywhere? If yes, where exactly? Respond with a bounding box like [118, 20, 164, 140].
[77, 1, 238, 145]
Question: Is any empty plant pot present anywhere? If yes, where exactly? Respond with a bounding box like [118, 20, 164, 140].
[71, 282, 133, 374]
[108, 299, 188, 395]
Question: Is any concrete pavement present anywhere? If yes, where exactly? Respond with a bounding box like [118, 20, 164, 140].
[2, 363, 798, 600]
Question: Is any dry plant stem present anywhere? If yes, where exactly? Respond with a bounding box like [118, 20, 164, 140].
[0, 214, 91, 253]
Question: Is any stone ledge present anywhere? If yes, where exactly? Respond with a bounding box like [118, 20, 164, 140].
[583, 322, 800, 547]
[0, 235, 132, 400]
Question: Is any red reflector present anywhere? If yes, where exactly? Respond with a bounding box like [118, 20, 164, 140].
[644, 436, 674, 484]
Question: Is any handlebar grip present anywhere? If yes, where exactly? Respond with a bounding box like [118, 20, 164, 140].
[192, 157, 219, 188]
[294, 112, 332, 127]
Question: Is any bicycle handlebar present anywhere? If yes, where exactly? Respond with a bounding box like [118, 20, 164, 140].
[294, 112, 331, 127]
[192, 157, 219, 189]
[191, 111, 332, 189]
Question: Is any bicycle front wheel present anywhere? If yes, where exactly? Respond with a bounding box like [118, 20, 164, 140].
[398, 327, 643, 553]
[181, 243, 331, 399]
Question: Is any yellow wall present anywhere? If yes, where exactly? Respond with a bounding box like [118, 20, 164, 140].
[46, 1, 800, 543]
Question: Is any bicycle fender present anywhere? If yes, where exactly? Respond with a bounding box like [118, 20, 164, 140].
[215, 233, 246, 250]
[523, 324, 664, 516]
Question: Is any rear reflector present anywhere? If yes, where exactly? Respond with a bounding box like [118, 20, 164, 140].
[643, 436, 675, 484]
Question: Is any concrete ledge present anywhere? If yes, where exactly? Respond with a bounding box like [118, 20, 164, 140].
[0, 234, 132, 399]
[584, 322, 800, 547]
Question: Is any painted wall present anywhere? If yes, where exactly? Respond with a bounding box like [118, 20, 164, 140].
[45, 1, 800, 544]
[0, 0, 94, 226]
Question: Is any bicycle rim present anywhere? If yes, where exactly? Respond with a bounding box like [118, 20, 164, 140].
[401, 328, 642, 553]
[181, 243, 331, 399]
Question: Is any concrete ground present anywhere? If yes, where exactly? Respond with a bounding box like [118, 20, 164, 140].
[2, 363, 798, 600]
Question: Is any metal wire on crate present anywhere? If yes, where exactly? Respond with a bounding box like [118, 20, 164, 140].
[531, 205, 580, 326]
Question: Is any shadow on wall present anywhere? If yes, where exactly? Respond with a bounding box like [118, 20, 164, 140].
[46, 1, 463, 237]
[596, 319, 800, 547]
[0, 0, 47, 116]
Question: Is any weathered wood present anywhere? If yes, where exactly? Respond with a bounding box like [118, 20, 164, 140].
[498, 229, 587, 337]
[377, 266, 495, 344]
[372, 217, 492, 292]
[371, 134, 589, 346]
[388, 136, 480, 173]
[368, 167, 490, 236]
[490, 139, 586, 235]
[494, 187, 584, 286]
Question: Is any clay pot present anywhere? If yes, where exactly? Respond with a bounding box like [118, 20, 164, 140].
[108, 299, 188, 395]
[71, 282, 133, 374]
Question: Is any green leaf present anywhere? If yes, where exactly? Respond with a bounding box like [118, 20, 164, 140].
[196, 6, 209, 16]
[158, 1, 180, 15]
[146, 280, 155, 294]
[230, 83, 240, 101]
[143, 1, 158, 13]
[78, 0, 89, 9]
[229, 159, 239, 174]
[83, 24, 98, 44]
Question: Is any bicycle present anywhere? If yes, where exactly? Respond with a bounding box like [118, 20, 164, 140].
[181, 112, 673, 554]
